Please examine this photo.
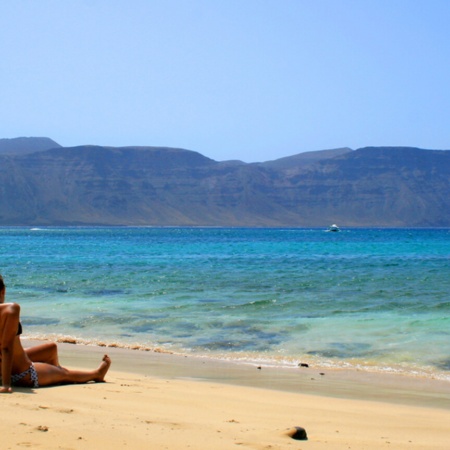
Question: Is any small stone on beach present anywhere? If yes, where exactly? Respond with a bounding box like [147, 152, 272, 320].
[286, 426, 308, 440]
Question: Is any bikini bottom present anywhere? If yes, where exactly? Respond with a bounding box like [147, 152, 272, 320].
[11, 363, 40, 388]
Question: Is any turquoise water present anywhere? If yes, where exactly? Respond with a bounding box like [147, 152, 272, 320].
[1, 227, 449, 379]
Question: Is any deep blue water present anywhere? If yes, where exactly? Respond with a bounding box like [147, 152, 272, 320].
[1, 227, 449, 378]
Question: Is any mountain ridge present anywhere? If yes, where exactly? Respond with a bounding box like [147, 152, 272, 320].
[0, 137, 61, 155]
[0, 138, 448, 227]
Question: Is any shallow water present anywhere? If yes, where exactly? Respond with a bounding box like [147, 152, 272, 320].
[2, 226, 449, 379]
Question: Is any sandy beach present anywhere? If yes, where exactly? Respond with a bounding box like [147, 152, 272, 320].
[1, 341, 449, 450]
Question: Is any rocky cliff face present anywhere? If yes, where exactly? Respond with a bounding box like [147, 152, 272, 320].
[0, 141, 448, 227]
[274, 147, 450, 227]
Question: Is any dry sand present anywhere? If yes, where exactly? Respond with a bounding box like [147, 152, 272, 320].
[1, 340, 449, 449]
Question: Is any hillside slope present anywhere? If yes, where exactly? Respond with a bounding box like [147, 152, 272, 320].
[0, 144, 448, 227]
[0, 137, 61, 155]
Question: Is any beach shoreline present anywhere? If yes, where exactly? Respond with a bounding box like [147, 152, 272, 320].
[23, 338, 450, 409]
[2, 339, 449, 449]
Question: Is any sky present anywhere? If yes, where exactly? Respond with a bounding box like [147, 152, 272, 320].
[1, 1, 450, 162]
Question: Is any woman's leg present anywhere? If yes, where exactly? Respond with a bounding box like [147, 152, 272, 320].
[33, 355, 111, 387]
[25, 342, 60, 366]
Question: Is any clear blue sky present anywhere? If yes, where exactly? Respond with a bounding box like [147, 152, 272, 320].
[1, 1, 449, 162]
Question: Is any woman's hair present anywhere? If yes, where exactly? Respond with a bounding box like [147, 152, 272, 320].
[0, 275, 5, 290]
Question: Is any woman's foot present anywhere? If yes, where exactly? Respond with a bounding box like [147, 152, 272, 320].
[94, 355, 111, 382]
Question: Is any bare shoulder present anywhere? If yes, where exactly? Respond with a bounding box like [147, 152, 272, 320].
[0, 302, 20, 317]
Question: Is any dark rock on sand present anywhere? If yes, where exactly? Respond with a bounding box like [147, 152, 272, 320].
[286, 426, 308, 440]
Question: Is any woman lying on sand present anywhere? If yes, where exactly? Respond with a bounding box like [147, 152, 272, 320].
[0, 275, 111, 393]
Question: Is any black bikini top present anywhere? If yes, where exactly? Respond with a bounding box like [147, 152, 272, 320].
[17, 321, 22, 336]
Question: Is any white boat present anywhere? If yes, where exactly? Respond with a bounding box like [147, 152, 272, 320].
[328, 224, 340, 232]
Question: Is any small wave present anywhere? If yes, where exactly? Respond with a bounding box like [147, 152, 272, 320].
[24, 333, 175, 354]
[85, 289, 128, 296]
[227, 299, 278, 309]
[307, 342, 376, 358]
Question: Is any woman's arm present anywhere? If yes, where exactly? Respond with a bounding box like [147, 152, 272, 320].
[0, 303, 20, 393]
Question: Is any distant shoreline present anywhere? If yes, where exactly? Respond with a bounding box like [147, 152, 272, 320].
[22, 330, 450, 385]
[23, 338, 450, 410]
[5, 225, 450, 229]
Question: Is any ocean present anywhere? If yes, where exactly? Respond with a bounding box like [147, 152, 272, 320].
[1, 227, 449, 380]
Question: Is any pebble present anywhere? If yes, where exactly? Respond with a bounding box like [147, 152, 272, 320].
[286, 426, 308, 440]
